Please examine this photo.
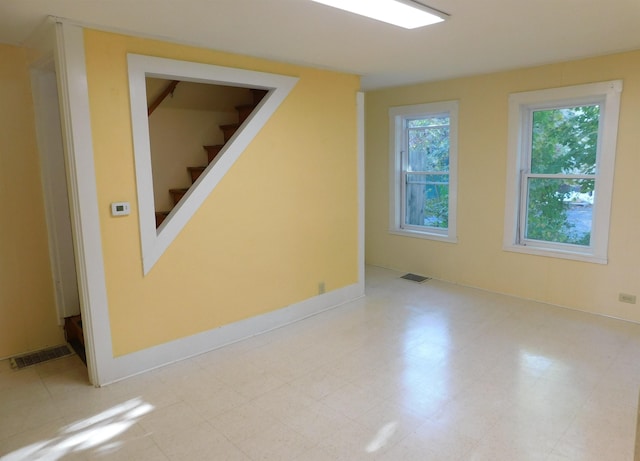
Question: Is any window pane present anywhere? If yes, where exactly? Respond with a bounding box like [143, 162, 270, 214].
[405, 174, 449, 228]
[525, 178, 594, 246]
[531, 105, 600, 175]
[407, 120, 450, 172]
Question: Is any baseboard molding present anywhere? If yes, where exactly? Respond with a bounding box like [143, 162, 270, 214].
[98, 281, 364, 385]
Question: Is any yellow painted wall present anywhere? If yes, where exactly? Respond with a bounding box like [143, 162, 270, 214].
[366, 50, 640, 323]
[82, 30, 360, 356]
[0, 44, 63, 358]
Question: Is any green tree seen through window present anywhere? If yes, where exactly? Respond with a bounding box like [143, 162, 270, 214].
[405, 116, 450, 228]
[525, 105, 599, 246]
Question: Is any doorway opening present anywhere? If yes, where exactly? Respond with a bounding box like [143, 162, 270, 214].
[31, 61, 86, 366]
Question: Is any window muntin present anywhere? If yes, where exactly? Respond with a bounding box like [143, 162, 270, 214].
[504, 80, 623, 263]
[390, 101, 458, 242]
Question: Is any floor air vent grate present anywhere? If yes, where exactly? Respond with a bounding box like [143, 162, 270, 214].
[9, 345, 73, 370]
[400, 273, 431, 283]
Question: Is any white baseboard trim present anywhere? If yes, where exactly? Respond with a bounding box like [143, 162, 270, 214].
[99, 281, 364, 385]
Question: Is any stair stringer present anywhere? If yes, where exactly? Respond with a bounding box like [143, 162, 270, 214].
[127, 54, 298, 275]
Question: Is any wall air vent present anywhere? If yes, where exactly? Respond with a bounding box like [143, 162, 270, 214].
[9, 345, 73, 370]
[400, 273, 431, 283]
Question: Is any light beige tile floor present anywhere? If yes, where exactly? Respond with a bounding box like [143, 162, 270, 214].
[1, 266, 639, 460]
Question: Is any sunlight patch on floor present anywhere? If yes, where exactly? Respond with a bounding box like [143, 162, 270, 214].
[366, 421, 398, 453]
[0, 398, 154, 461]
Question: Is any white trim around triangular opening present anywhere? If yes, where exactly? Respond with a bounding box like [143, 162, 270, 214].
[128, 54, 298, 275]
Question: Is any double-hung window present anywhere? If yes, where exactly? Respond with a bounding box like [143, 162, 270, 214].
[504, 81, 622, 263]
[389, 101, 458, 242]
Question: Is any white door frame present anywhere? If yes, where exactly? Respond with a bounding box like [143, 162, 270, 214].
[54, 21, 111, 385]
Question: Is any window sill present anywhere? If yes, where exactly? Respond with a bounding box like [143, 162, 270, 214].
[389, 228, 457, 243]
[502, 243, 607, 264]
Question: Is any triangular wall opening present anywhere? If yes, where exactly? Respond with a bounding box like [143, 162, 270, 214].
[146, 80, 267, 228]
[128, 54, 298, 275]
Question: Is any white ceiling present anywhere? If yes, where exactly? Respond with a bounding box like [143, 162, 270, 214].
[1, 0, 639, 89]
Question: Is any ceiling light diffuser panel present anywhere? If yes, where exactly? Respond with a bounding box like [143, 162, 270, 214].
[311, 0, 447, 29]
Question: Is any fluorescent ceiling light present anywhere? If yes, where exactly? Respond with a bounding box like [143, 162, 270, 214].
[311, 0, 447, 29]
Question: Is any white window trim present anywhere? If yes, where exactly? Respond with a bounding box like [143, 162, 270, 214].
[389, 101, 458, 243]
[503, 80, 623, 264]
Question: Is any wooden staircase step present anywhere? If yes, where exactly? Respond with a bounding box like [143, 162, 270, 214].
[204, 144, 224, 163]
[64, 315, 84, 347]
[187, 166, 207, 183]
[220, 123, 240, 142]
[169, 188, 189, 205]
[236, 104, 258, 124]
[155, 211, 170, 227]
